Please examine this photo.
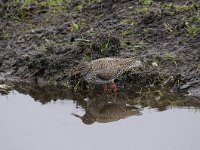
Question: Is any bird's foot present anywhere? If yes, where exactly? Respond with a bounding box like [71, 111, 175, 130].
[112, 81, 117, 93]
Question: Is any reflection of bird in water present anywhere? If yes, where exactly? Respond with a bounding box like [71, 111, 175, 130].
[74, 57, 142, 92]
[72, 95, 141, 125]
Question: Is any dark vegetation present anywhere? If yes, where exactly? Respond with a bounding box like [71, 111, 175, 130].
[0, 0, 200, 97]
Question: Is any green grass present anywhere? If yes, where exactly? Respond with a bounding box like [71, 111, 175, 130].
[47, 0, 63, 7]
[75, 3, 84, 12]
[162, 4, 175, 15]
[163, 54, 176, 61]
[120, 30, 131, 38]
[197, 64, 200, 74]
[75, 0, 100, 12]
[139, 0, 153, 5]
[70, 22, 81, 32]
[69, 21, 85, 32]
[1, 30, 10, 39]
[195, 13, 200, 23]
[47, 0, 64, 12]
[87, 0, 101, 4]
[163, 53, 177, 65]
[130, 40, 147, 52]
[13, 0, 65, 18]
[163, 3, 195, 15]
[175, 5, 193, 12]
[185, 22, 200, 36]
[19, 0, 37, 8]
[133, 6, 150, 14]
[120, 19, 137, 25]
[100, 34, 110, 54]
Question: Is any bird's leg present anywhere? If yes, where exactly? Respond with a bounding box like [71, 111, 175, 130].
[103, 83, 108, 93]
[112, 81, 117, 93]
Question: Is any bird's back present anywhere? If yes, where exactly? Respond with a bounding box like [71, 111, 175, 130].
[84, 57, 141, 84]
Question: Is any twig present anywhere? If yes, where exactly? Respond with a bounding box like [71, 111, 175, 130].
[25, 69, 42, 80]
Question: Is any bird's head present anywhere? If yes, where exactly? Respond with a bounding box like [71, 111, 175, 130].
[72, 113, 95, 125]
[72, 61, 91, 76]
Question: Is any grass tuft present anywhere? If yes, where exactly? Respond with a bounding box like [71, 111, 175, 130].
[185, 22, 200, 36]
[140, 0, 154, 5]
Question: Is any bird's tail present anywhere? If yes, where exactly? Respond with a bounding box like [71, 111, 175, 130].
[125, 58, 143, 70]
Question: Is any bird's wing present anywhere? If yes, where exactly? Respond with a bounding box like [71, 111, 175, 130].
[96, 70, 115, 81]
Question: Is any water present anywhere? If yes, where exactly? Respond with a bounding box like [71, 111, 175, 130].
[0, 89, 200, 150]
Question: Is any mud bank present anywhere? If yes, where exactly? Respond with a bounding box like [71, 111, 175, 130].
[0, 0, 200, 96]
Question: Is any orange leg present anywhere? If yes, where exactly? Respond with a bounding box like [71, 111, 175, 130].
[103, 83, 108, 93]
[112, 81, 117, 93]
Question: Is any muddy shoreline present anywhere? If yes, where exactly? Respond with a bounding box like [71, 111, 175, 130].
[0, 0, 200, 97]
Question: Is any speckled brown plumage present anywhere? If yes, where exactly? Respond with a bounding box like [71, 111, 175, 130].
[77, 57, 142, 84]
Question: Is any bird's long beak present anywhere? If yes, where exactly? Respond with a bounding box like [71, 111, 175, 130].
[73, 70, 81, 75]
[71, 113, 82, 119]
[71, 69, 81, 76]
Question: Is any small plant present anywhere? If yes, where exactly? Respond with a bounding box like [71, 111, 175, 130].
[73, 79, 82, 92]
[120, 30, 131, 38]
[16, 0, 37, 18]
[197, 64, 200, 74]
[163, 54, 176, 61]
[70, 22, 80, 31]
[175, 5, 192, 12]
[134, 6, 149, 14]
[121, 19, 137, 25]
[163, 3, 173, 10]
[36, 45, 48, 53]
[163, 53, 177, 65]
[1, 30, 9, 39]
[47, 0, 62, 7]
[15, 0, 64, 17]
[47, 0, 64, 12]
[100, 34, 110, 54]
[87, 0, 101, 4]
[140, 0, 153, 5]
[18, 0, 37, 9]
[69, 21, 84, 32]
[163, 3, 194, 14]
[162, 3, 175, 15]
[75, 3, 84, 12]
[130, 40, 147, 52]
[185, 22, 200, 36]
[195, 13, 200, 22]
[83, 55, 92, 62]
[62, 81, 69, 88]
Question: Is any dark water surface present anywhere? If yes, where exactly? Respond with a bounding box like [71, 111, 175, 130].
[0, 90, 200, 150]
